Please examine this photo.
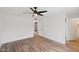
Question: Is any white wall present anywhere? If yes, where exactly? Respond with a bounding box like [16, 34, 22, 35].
[0, 13, 6, 46]
[0, 22, 1, 46]
[0, 11, 66, 44]
[0, 14, 3, 46]
[1, 13, 33, 44]
[40, 13, 65, 43]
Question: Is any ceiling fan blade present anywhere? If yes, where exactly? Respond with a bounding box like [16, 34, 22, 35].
[30, 8, 35, 12]
[38, 13, 43, 16]
[38, 10, 47, 13]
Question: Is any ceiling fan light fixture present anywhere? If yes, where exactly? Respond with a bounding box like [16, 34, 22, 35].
[34, 13, 37, 16]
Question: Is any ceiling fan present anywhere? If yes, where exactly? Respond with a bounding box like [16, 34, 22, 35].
[29, 7, 47, 35]
[29, 7, 47, 17]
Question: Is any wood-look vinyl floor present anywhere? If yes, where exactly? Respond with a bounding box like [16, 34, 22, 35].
[66, 38, 79, 52]
[0, 35, 72, 52]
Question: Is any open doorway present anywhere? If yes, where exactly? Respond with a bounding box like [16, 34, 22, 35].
[66, 18, 79, 40]
[66, 18, 79, 51]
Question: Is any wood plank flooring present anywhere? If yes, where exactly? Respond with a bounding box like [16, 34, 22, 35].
[66, 38, 79, 52]
[0, 35, 73, 52]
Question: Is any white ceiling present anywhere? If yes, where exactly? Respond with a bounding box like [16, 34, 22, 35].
[0, 7, 79, 16]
